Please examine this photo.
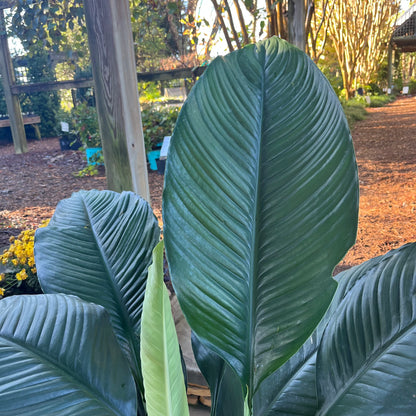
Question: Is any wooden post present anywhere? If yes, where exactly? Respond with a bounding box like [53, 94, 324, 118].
[0, 9, 27, 154]
[84, 0, 150, 201]
[288, 0, 305, 51]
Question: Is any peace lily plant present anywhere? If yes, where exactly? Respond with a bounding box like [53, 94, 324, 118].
[0, 37, 415, 416]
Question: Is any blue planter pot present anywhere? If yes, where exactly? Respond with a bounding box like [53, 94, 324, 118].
[147, 150, 160, 171]
[85, 147, 103, 166]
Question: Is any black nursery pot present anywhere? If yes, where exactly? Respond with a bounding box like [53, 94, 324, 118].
[59, 133, 82, 151]
[156, 158, 166, 174]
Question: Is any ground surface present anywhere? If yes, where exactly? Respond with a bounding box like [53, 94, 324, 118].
[1, 96, 415, 273]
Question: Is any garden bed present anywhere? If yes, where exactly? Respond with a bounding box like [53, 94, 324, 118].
[1, 96, 415, 274]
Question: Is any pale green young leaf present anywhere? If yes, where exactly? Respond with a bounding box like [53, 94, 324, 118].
[141, 241, 189, 416]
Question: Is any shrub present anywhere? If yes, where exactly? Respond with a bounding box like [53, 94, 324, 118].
[367, 94, 394, 107]
[409, 78, 416, 95]
[20, 47, 60, 137]
[72, 102, 101, 148]
[340, 98, 368, 127]
[0, 220, 49, 298]
[141, 104, 180, 152]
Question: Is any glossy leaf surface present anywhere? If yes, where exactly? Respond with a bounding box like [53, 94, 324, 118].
[35, 190, 160, 386]
[163, 37, 358, 393]
[318, 243, 416, 415]
[141, 242, 189, 416]
[192, 332, 245, 416]
[0, 294, 136, 416]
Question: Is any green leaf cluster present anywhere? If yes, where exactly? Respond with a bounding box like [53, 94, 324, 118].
[0, 37, 415, 416]
[141, 103, 180, 152]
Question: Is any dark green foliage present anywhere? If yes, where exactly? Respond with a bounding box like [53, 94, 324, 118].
[367, 95, 394, 108]
[364, 83, 384, 95]
[74, 65, 95, 105]
[72, 102, 100, 148]
[141, 104, 180, 152]
[340, 99, 368, 127]
[20, 47, 60, 137]
[11, 0, 85, 52]
[409, 78, 416, 94]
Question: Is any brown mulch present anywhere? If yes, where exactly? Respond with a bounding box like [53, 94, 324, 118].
[337, 96, 416, 272]
[1, 96, 415, 274]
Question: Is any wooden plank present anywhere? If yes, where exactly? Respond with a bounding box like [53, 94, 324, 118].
[84, 0, 150, 200]
[137, 66, 206, 82]
[9, 68, 206, 95]
[11, 78, 94, 94]
[0, 115, 40, 127]
[0, 10, 27, 153]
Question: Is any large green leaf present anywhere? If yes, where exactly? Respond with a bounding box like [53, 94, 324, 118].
[250, 264, 348, 415]
[34, 190, 160, 388]
[192, 332, 245, 416]
[163, 36, 358, 394]
[252, 337, 319, 415]
[0, 294, 136, 416]
[317, 242, 416, 415]
[140, 242, 189, 416]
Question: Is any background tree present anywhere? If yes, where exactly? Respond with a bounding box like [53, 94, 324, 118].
[20, 45, 60, 136]
[306, 0, 335, 63]
[328, 0, 400, 99]
[206, 0, 264, 52]
[132, 0, 199, 70]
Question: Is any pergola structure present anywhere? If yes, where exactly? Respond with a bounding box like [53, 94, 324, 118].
[0, 0, 151, 200]
[0, 0, 27, 154]
[388, 4, 416, 89]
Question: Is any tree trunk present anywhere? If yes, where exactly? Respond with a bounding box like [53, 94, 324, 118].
[233, 0, 250, 45]
[288, 0, 306, 50]
[210, 0, 235, 51]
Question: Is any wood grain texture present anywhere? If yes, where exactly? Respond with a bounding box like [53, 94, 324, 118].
[84, 0, 149, 200]
[0, 10, 27, 154]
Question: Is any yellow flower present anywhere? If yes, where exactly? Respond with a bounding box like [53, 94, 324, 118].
[0, 287, 4, 296]
[16, 269, 28, 281]
[28, 258, 35, 267]
[12, 258, 18, 266]
[0, 273, 4, 281]
[9, 236, 15, 243]
[31, 267, 37, 274]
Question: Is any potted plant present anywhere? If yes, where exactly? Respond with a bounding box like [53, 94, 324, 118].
[141, 104, 179, 171]
[72, 102, 103, 165]
[1, 38, 416, 416]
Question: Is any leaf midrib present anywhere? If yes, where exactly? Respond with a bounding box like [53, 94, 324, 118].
[81, 194, 142, 379]
[249, 45, 266, 397]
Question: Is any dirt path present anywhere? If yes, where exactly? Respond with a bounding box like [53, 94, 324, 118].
[1, 97, 415, 272]
[338, 96, 416, 271]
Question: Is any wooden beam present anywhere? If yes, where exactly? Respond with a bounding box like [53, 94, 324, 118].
[137, 66, 206, 82]
[0, 114, 40, 127]
[11, 78, 94, 94]
[8, 66, 206, 95]
[84, 0, 150, 201]
[0, 9, 27, 153]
